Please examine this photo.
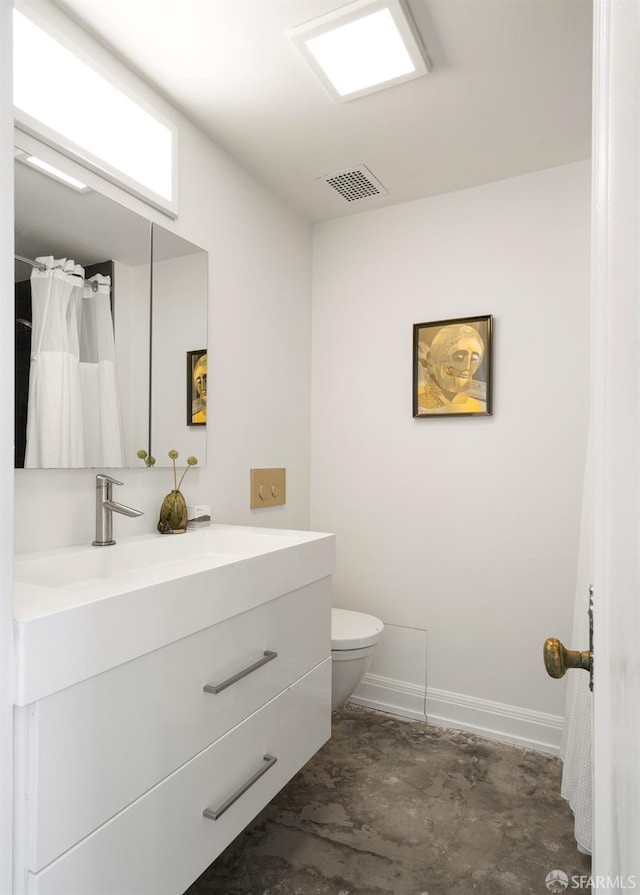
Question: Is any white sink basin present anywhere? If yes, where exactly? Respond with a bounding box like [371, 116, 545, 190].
[14, 525, 309, 589]
[13, 523, 335, 706]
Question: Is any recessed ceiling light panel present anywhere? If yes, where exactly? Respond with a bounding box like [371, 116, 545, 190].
[288, 0, 430, 102]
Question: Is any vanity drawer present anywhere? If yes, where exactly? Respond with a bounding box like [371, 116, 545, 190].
[26, 578, 330, 873]
[27, 658, 331, 895]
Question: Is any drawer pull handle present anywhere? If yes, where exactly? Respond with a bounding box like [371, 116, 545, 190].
[203, 650, 277, 694]
[203, 754, 278, 821]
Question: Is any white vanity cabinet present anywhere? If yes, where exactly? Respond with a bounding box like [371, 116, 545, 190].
[13, 526, 335, 895]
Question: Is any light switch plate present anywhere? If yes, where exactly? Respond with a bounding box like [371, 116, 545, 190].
[250, 468, 286, 508]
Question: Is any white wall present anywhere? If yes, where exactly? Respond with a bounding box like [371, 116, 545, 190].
[0, 1, 14, 888]
[12, 0, 313, 554]
[311, 162, 591, 750]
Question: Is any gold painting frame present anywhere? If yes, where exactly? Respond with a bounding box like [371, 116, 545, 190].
[187, 349, 207, 426]
[413, 315, 493, 418]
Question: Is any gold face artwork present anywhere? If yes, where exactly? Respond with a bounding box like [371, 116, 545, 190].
[428, 325, 485, 396]
[413, 315, 493, 418]
[193, 354, 207, 405]
[189, 351, 207, 425]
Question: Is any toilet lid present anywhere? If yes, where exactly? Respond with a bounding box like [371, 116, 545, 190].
[331, 608, 384, 650]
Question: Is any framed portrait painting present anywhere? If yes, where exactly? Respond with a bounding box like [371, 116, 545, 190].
[413, 315, 493, 418]
[187, 349, 207, 426]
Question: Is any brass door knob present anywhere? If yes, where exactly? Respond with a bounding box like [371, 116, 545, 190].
[543, 637, 592, 679]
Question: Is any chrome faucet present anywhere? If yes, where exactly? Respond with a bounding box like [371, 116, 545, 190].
[93, 474, 144, 546]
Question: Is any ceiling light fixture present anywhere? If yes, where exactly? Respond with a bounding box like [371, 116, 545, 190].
[288, 0, 430, 102]
[13, 7, 176, 212]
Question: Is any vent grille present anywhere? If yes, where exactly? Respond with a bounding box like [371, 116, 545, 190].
[320, 165, 388, 203]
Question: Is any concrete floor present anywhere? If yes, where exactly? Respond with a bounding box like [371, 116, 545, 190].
[186, 704, 591, 895]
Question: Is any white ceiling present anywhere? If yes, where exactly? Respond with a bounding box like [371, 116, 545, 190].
[53, 0, 593, 223]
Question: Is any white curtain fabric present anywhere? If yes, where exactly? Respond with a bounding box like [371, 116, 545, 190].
[25, 258, 123, 468]
[79, 274, 124, 467]
[25, 258, 85, 467]
[560, 425, 593, 855]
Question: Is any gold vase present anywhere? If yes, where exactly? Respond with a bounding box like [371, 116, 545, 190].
[157, 489, 187, 534]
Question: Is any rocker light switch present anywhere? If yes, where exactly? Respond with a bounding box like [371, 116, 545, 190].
[250, 468, 286, 508]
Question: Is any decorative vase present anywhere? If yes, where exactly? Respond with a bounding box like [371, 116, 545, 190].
[157, 489, 187, 534]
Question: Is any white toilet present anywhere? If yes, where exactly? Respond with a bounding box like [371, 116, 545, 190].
[331, 608, 384, 710]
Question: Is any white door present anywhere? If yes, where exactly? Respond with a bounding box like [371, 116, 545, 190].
[591, 0, 640, 885]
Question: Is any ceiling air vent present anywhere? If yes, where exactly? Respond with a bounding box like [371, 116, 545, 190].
[319, 165, 389, 203]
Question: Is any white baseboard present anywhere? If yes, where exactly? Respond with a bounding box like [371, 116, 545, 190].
[349, 672, 427, 721]
[349, 673, 563, 755]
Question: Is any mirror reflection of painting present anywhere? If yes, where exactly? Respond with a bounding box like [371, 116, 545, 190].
[413, 315, 492, 417]
[188, 350, 207, 425]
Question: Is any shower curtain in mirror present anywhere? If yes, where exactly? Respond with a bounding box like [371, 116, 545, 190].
[78, 273, 124, 467]
[25, 257, 124, 468]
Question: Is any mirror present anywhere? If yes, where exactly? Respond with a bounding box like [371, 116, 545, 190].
[149, 226, 208, 467]
[14, 152, 207, 468]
